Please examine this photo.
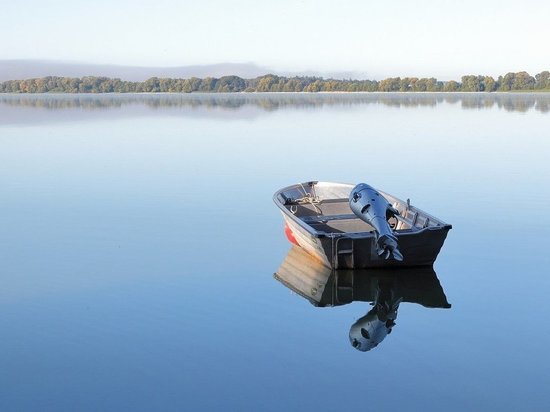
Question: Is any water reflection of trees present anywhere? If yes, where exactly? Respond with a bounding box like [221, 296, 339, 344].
[0, 93, 548, 113]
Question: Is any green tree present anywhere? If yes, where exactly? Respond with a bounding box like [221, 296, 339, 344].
[483, 76, 497, 92]
[200, 77, 217, 92]
[513, 71, 535, 90]
[143, 77, 160, 92]
[444, 80, 460, 92]
[535, 71, 550, 90]
[425, 78, 442, 91]
[461, 75, 484, 91]
[256, 75, 279, 92]
[216, 76, 246, 92]
[304, 80, 323, 92]
[412, 78, 429, 92]
[399, 77, 416, 91]
[378, 77, 400, 91]
[499, 72, 515, 91]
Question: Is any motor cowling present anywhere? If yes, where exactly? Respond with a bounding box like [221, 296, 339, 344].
[349, 183, 403, 261]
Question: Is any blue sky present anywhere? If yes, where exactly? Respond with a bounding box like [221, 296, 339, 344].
[1, 0, 548, 79]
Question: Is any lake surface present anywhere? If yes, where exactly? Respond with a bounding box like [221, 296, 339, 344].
[1, 93, 549, 411]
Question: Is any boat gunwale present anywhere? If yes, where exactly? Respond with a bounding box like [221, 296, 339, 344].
[273, 181, 452, 239]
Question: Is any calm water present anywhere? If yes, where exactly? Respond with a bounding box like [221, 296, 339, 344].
[1, 93, 549, 411]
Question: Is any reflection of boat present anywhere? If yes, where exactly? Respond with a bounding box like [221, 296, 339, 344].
[274, 246, 451, 352]
[273, 181, 451, 268]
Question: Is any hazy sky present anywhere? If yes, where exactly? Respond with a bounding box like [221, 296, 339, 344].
[1, 0, 548, 78]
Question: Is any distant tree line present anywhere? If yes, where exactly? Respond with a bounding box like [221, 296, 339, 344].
[1, 71, 549, 93]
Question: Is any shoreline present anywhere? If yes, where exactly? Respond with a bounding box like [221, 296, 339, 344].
[1, 90, 550, 95]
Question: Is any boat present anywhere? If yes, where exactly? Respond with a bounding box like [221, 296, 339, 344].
[274, 245, 451, 351]
[273, 181, 451, 269]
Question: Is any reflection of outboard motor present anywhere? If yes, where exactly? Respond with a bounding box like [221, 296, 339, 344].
[349, 183, 403, 261]
[349, 282, 402, 352]
[275, 245, 452, 354]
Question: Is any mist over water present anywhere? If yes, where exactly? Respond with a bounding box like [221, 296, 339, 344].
[0, 93, 549, 411]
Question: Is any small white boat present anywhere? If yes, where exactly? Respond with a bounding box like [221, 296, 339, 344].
[273, 181, 451, 269]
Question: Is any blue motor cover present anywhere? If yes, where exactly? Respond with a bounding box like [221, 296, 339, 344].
[349, 183, 403, 261]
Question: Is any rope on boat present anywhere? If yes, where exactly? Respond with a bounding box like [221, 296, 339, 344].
[290, 183, 322, 214]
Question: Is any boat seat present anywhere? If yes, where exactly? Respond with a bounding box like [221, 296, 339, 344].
[301, 214, 359, 223]
[303, 212, 422, 232]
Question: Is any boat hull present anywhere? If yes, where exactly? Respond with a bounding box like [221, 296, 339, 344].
[283, 215, 450, 269]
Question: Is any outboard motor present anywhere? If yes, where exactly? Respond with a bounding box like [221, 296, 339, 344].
[349, 183, 403, 261]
